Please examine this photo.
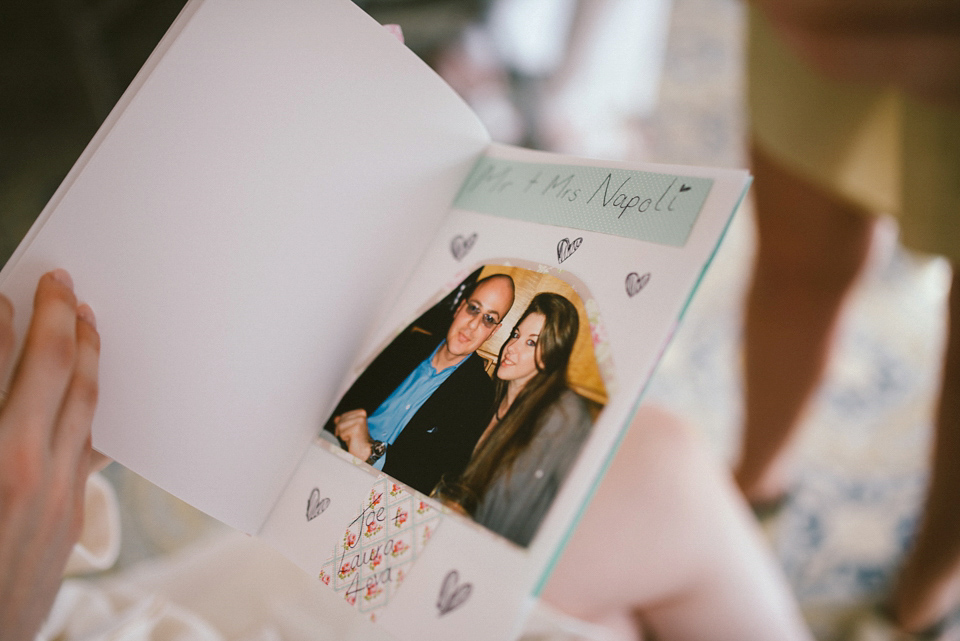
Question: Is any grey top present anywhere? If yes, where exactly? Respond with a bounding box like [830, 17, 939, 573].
[472, 390, 593, 547]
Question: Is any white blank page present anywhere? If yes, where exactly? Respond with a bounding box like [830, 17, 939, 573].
[0, 0, 489, 533]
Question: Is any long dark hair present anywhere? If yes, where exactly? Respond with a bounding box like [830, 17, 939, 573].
[436, 292, 579, 513]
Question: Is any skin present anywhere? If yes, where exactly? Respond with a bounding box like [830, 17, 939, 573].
[335, 277, 514, 462]
[475, 312, 545, 449]
[735, 146, 878, 504]
[496, 312, 544, 392]
[739, 150, 960, 634]
[0, 270, 101, 641]
[433, 277, 514, 369]
[545, 405, 813, 641]
[740, 4, 960, 630]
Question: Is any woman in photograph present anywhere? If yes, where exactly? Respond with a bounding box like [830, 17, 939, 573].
[436, 291, 591, 546]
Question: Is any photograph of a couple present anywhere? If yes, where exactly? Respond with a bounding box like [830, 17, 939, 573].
[322, 265, 607, 547]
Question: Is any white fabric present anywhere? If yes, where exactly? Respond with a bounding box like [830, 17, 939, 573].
[63, 472, 121, 576]
[39, 474, 619, 641]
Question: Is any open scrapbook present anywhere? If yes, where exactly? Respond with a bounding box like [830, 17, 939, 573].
[0, 0, 750, 639]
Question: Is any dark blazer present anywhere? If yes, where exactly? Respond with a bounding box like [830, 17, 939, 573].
[324, 330, 494, 495]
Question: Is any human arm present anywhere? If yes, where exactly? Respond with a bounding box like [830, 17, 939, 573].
[0, 269, 101, 641]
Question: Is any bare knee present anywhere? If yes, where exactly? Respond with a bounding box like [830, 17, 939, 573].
[618, 404, 703, 481]
[543, 405, 708, 616]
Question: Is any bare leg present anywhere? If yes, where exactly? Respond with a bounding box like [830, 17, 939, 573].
[544, 405, 812, 641]
[735, 145, 877, 504]
[892, 268, 960, 632]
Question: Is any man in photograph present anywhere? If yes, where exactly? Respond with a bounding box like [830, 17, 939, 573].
[324, 273, 515, 494]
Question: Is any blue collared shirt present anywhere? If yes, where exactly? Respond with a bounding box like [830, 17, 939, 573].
[367, 342, 467, 470]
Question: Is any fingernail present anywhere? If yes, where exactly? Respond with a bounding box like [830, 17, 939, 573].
[77, 303, 97, 329]
[50, 268, 74, 290]
[383, 24, 404, 44]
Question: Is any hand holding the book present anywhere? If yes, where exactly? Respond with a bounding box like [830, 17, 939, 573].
[0, 270, 101, 641]
[333, 409, 373, 462]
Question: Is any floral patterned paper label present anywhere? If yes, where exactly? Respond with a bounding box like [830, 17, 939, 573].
[318, 479, 442, 620]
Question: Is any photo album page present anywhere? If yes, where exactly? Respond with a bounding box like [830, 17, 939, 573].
[259, 143, 749, 640]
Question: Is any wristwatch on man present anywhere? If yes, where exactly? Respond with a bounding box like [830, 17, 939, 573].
[366, 439, 386, 465]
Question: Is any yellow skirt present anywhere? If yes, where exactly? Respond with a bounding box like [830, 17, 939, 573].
[748, 7, 960, 262]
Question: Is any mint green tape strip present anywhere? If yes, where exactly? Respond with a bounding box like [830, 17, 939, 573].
[454, 157, 714, 247]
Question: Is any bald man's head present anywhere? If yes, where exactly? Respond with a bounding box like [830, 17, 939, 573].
[442, 274, 515, 361]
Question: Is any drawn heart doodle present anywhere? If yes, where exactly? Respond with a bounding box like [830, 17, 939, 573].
[306, 488, 330, 522]
[450, 233, 478, 261]
[625, 272, 651, 297]
[557, 237, 583, 264]
[437, 570, 472, 616]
